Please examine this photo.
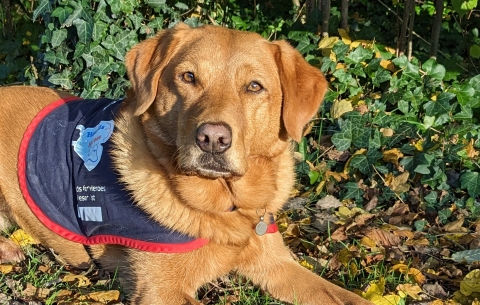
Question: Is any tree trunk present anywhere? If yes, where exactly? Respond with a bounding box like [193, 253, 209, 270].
[340, 0, 349, 29]
[396, 0, 415, 58]
[2, 0, 13, 39]
[430, 0, 444, 58]
[407, 1, 415, 60]
[322, 0, 331, 37]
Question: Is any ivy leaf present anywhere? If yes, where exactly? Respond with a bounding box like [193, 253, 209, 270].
[332, 121, 353, 151]
[73, 19, 93, 44]
[423, 92, 453, 116]
[345, 46, 373, 64]
[372, 69, 392, 87]
[422, 58, 446, 80]
[402, 62, 421, 81]
[332, 41, 349, 61]
[93, 21, 108, 42]
[452, 249, 480, 264]
[101, 31, 137, 60]
[453, 106, 473, 119]
[51, 7, 74, 24]
[48, 70, 73, 90]
[352, 127, 371, 148]
[453, 83, 475, 106]
[342, 182, 363, 201]
[51, 29, 68, 48]
[349, 154, 371, 175]
[460, 172, 480, 198]
[33, 0, 52, 21]
[63, 1, 85, 27]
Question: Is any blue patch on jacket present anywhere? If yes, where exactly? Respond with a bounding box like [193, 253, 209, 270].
[18, 97, 208, 253]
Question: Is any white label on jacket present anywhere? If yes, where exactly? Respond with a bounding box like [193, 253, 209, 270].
[72, 120, 114, 171]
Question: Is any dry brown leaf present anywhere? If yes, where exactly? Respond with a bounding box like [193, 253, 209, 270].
[393, 230, 414, 239]
[331, 226, 348, 242]
[315, 195, 342, 210]
[384, 172, 410, 194]
[444, 217, 468, 233]
[404, 238, 430, 246]
[397, 283, 422, 300]
[362, 228, 401, 247]
[78, 290, 120, 302]
[380, 128, 394, 137]
[466, 138, 479, 158]
[62, 274, 91, 287]
[383, 148, 404, 167]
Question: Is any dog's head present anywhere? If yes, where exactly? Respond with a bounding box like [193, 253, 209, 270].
[125, 23, 327, 179]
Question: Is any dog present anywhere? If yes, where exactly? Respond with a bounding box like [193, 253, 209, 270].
[0, 23, 373, 304]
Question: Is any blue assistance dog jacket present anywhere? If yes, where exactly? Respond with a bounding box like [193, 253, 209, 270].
[17, 97, 277, 253]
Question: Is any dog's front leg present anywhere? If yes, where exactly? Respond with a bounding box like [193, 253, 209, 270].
[235, 233, 374, 305]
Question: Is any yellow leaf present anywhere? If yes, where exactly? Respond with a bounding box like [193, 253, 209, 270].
[460, 269, 480, 296]
[78, 290, 120, 302]
[338, 28, 351, 44]
[360, 236, 377, 248]
[397, 283, 422, 300]
[392, 264, 426, 285]
[350, 40, 374, 50]
[466, 138, 479, 159]
[299, 258, 315, 270]
[337, 248, 353, 266]
[370, 294, 402, 305]
[0, 264, 13, 274]
[318, 36, 340, 49]
[331, 99, 353, 119]
[9, 229, 38, 246]
[62, 274, 91, 287]
[363, 277, 386, 300]
[384, 172, 409, 194]
[380, 128, 394, 137]
[382, 148, 404, 167]
[414, 139, 424, 152]
[380, 59, 395, 72]
[369, 92, 382, 99]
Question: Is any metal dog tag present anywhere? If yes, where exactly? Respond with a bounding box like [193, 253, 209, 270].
[255, 218, 268, 236]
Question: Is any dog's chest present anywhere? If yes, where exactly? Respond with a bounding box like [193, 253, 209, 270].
[18, 97, 207, 253]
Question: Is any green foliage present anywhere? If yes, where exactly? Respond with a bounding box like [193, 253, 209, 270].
[297, 37, 480, 220]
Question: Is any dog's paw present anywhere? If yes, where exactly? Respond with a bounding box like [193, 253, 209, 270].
[0, 236, 25, 263]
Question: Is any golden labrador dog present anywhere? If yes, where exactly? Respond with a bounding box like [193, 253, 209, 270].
[0, 24, 372, 304]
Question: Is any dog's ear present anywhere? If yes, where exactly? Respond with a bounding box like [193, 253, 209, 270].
[272, 40, 328, 142]
[125, 23, 190, 116]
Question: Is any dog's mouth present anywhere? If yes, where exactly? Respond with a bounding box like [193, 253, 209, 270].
[181, 153, 238, 179]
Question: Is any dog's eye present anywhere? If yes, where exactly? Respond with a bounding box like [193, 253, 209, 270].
[247, 81, 263, 93]
[182, 72, 195, 84]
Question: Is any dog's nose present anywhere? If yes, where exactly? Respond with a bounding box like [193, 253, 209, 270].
[196, 123, 232, 153]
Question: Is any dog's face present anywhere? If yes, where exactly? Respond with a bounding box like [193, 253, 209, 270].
[126, 24, 327, 179]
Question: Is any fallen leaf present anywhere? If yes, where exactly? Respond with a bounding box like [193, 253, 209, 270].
[316, 195, 342, 210]
[384, 172, 410, 194]
[444, 217, 468, 233]
[62, 274, 91, 287]
[452, 249, 480, 264]
[396, 283, 422, 300]
[78, 290, 120, 302]
[0, 264, 13, 274]
[466, 138, 479, 158]
[382, 148, 404, 167]
[460, 269, 480, 296]
[380, 128, 394, 137]
[362, 228, 401, 247]
[9, 229, 38, 246]
[331, 99, 353, 119]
